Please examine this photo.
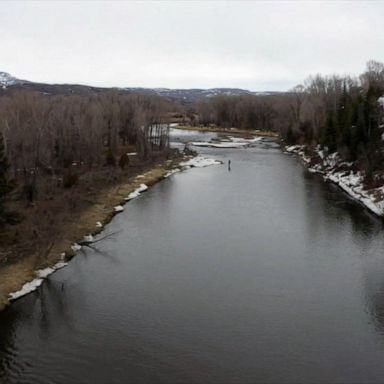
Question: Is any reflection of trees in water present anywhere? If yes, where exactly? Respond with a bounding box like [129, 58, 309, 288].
[80, 237, 123, 266]
[36, 244, 117, 336]
[302, 170, 384, 242]
[302, 170, 384, 340]
[36, 278, 73, 338]
[0, 279, 73, 382]
[361, 237, 384, 338]
[0, 244, 115, 382]
[365, 282, 384, 336]
[0, 303, 21, 381]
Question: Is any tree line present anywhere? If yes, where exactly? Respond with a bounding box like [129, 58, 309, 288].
[0, 90, 173, 225]
[186, 61, 384, 176]
[284, 60, 384, 177]
[1, 60, 383, 226]
[193, 94, 276, 131]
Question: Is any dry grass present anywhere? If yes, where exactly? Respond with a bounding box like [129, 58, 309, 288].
[0, 260, 36, 309]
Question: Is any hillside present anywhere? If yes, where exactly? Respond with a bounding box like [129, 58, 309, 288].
[0, 71, 283, 102]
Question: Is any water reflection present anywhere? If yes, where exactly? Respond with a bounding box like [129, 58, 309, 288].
[0, 305, 19, 380]
[0, 277, 73, 382]
[36, 279, 74, 337]
[360, 236, 384, 337]
[2, 139, 384, 383]
[302, 169, 383, 236]
[302, 169, 384, 345]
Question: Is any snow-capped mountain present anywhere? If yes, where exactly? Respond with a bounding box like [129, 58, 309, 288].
[0, 72, 27, 88]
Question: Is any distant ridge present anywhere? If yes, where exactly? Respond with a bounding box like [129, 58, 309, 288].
[0, 71, 285, 102]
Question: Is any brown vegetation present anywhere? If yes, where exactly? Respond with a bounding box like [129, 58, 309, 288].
[1, 60, 384, 309]
[0, 151, 183, 310]
[0, 88, 181, 309]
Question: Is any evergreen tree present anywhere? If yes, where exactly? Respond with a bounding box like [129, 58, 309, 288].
[321, 114, 337, 152]
[363, 86, 383, 172]
[285, 125, 295, 145]
[337, 83, 356, 157]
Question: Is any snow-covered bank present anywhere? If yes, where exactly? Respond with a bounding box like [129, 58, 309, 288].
[9, 256, 68, 301]
[164, 168, 181, 178]
[179, 156, 222, 168]
[125, 183, 149, 201]
[190, 142, 246, 148]
[128, 156, 221, 192]
[285, 145, 384, 216]
[5, 154, 221, 306]
[190, 135, 262, 149]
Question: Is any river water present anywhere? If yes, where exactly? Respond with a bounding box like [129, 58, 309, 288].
[1, 129, 384, 383]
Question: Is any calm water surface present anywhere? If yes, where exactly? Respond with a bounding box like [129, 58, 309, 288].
[1, 130, 384, 383]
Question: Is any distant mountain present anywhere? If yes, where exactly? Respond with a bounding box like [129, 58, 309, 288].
[125, 87, 255, 102]
[0, 72, 284, 102]
[0, 72, 29, 88]
[124, 87, 282, 102]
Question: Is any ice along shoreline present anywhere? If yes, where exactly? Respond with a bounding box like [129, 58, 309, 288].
[285, 145, 384, 217]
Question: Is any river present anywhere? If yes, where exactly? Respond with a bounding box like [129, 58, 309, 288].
[1, 129, 384, 383]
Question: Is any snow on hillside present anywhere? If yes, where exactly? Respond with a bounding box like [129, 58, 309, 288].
[0, 71, 284, 100]
[122, 87, 282, 102]
[0, 72, 25, 88]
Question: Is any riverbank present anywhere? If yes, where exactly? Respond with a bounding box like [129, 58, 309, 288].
[0, 152, 221, 311]
[285, 144, 384, 217]
[174, 124, 279, 138]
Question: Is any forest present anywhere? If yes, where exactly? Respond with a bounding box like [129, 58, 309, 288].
[187, 60, 384, 177]
[0, 91, 174, 226]
[1, 61, 384, 228]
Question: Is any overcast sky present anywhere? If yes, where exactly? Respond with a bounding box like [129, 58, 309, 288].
[1, 1, 383, 91]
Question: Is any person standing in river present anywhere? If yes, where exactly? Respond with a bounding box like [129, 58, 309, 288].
[228, 159, 231, 171]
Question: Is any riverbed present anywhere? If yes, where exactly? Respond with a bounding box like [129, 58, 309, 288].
[1, 129, 384, 383]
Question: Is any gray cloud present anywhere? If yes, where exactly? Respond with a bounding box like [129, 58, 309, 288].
[1, 0, 383, 91]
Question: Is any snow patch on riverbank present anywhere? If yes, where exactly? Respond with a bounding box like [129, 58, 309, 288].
[325, 172, 384, 216]
[7, 156, 221, 304]
[179, 156, 222, 168]
[71, 243, 82, 251]
[164, 168, 181, 178]
[285, 145, 311, 164]
[285, 145, 384, 216]
[125, 184, 149, 201]
[190, 141, 247, 148]
[229, 136, 263, 144]
[9, 258, 69, 301]
[190, 135, 263, 149]
[83, 234, 94, 243]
